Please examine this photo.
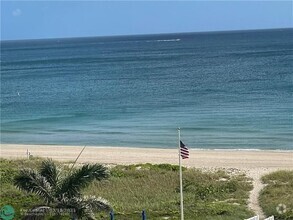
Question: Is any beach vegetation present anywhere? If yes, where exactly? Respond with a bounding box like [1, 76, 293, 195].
[1, 158, 255, 219]
[86, 164, 254, 219]
[259, 170, 293, 220]
[1, 158, 110, 219]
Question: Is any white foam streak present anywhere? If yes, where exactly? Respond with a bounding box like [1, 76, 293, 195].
[155, 39, 181, 42]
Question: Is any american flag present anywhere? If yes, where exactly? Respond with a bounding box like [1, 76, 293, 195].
[180, 141, 189, 159]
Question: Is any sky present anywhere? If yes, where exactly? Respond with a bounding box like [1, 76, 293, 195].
[1, 1, 293, 40]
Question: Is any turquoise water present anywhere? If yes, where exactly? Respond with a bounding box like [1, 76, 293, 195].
[1, 29, 292, 149]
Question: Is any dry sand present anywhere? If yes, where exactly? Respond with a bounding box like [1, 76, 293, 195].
[1, 144, 293, 217]
[1, 144, 292, 169]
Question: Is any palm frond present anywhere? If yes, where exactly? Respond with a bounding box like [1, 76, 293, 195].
[58, 164, 109, 197]
[61, 195, 110, 220]
[83, 195, 111, 212]
[40, 159, 60, 188]
[14, 169, 53, 204]
[58, 196, 95, 220]
[14, 161, 109, 219]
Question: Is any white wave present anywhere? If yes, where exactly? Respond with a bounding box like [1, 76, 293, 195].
[156, 39, 181, 42]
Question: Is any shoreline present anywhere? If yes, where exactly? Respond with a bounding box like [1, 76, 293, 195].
[1, 144, 292, 170]
[1, 143, 292, 152]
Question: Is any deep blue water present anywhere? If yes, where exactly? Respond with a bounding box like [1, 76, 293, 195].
[1, 29, 293, 149]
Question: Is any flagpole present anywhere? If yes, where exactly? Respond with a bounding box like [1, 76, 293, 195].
[69, 145, 86, 174]
[178, 127, 184, 220]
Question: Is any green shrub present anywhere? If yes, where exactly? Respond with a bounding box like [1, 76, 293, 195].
[259, 170, 293, 220]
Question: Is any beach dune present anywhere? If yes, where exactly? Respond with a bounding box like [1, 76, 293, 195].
[1, 144, 292, 217]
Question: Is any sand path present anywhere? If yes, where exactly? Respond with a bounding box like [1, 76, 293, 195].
[246, 169, 270, 219]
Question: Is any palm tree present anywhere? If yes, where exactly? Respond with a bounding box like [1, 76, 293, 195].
[14, 159, 111, 220]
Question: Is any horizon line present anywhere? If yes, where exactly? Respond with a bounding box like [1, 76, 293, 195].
[1, 27, 292, 42]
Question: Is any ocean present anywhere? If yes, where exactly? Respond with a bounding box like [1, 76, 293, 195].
[1, 29, 292, 150]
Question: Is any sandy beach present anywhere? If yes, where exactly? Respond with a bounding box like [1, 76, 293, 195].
[1, 144, 292, 169]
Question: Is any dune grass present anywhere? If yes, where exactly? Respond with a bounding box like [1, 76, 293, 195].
[259, 170, 293, 220]
[85, 163, 254, 219]
[0, 159, 254, 219]
[0, 158, 44, 218]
